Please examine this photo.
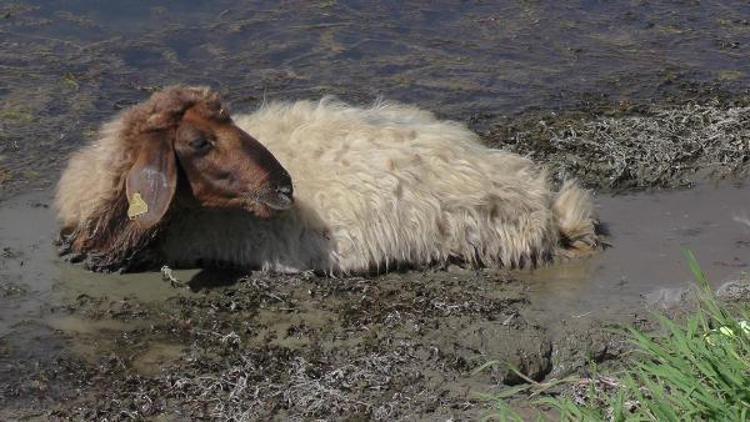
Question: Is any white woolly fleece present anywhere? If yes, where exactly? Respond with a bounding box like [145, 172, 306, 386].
[156, 98, 599, 273]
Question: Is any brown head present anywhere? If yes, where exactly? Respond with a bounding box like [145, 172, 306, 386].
[58, 86, 293, 271]
[126, 86, 293, 227]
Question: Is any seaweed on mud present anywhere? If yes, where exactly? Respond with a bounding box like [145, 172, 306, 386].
[310, 271, 526, 328]
[136, 346, 429, 420]
[0, 339, 95, 420]
[55, 294, 151, 320]
[15, 269, 570, 420]
[486, 102, 750, 190]
[55, 344, 427, 420]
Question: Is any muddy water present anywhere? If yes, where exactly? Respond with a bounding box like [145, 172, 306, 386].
[0, 191, 197, 366]
[523, 181, 750, 323]
[0, 185, 747, 419]
[1, 183, 747, 362]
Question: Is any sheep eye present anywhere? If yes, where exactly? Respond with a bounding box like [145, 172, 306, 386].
[189, 137, 212, 151]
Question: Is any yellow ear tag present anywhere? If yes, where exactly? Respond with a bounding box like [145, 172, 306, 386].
[127, 192, 149, 220]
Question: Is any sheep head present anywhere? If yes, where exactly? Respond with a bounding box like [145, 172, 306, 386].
[57, 86, 293, 272]
[128, 87, 294, 227]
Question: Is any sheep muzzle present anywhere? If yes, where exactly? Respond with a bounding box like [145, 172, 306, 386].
[174, 105, 294, 218]
[257, 183, 294, 211]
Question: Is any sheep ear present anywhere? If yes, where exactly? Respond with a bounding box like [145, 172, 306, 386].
[125, 134, 177, 229]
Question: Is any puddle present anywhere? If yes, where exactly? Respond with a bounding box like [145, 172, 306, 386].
[0, 190, 57, 339]
[130, 342, 186, 376]
[0, 191, 198, 365]
[522, 181, 750, 321]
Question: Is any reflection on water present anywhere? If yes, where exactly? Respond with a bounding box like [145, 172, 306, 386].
[6, 0, 750, 115]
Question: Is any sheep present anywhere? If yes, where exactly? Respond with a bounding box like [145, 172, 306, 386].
[55, 86, 600, 274]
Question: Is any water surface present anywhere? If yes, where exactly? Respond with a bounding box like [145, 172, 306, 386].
[2, 0, 750, 192]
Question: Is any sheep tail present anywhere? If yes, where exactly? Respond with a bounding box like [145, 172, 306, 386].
[553, 180, 601, 257]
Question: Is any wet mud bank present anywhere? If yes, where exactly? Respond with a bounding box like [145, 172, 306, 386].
[1, 176, 748, 419]
[1, 83, 749, 419]
[482, 95, 750, 191]
[0, 258, 624, 420]
[1, 83, 749, 418]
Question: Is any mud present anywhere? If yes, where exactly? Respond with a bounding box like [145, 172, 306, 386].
[2, 0, 750, 420]
[1, 178, 747, 419]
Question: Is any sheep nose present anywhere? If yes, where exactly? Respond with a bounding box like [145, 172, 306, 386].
[274, 171, 293, 197]
[276, 184, 293, 196]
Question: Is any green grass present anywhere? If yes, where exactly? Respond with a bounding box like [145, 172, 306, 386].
[482, 251, 750, 421]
